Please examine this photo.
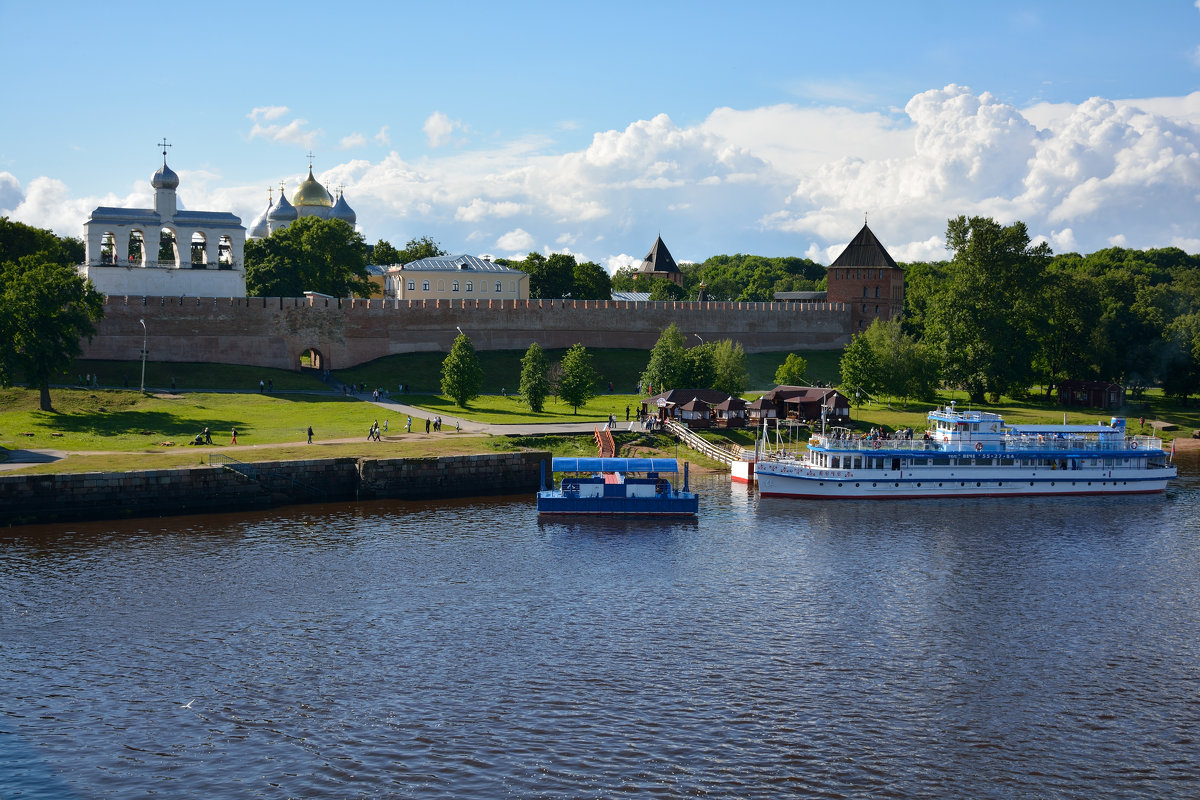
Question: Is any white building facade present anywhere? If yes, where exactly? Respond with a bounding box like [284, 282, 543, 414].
[79, 153, 247, 297]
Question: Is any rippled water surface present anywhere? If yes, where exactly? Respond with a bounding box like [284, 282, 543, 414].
[3, 467, 1200, 798]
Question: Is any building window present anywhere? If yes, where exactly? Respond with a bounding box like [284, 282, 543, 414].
[452, 281, 460, 292]
[407, 280, 415, 291]
[863, 286, 868, 297]
[466, 281, 473, 292]
[875, 286, 880, 297]
[422, 280, 430, 291]
[496, 281, 503, 293]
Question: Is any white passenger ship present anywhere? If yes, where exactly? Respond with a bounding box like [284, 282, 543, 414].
[755, 403, 1177, 499]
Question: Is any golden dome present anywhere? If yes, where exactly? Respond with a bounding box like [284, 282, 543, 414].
[292, 168, 333, 208]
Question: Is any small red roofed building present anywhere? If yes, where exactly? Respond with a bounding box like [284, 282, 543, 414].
[824, 223, 905, 331]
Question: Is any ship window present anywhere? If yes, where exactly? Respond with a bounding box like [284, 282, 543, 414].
[1000, 459, 1014, 466]
[932, 457, 950, 465]
[853, 456, 862, 469]
[831, 456, 841, 469]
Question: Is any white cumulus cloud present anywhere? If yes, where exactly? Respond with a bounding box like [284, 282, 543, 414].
[424, 112, 464, 148]
[496, 228, 535, 252]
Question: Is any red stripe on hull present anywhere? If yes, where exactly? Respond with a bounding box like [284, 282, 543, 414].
[758, 488, 1166, 500]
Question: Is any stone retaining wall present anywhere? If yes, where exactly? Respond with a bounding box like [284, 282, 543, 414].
[0, 451, 548, 526]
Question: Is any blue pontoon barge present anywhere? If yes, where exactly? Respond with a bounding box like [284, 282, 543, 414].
[537, 457, 699, 516]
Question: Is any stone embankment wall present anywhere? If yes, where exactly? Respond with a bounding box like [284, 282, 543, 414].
[1, 451, 547, 526]
[78, 295, 852, 372]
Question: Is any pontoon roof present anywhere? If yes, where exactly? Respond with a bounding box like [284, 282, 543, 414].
[552, 457, 680, 473]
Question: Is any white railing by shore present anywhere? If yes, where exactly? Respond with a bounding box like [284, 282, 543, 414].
[812, 433, 1165, 454]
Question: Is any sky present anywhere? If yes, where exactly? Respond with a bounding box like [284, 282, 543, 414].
[2, 1, 1200, 271]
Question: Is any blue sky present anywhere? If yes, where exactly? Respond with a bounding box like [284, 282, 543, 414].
[2, 1, 1199, 269]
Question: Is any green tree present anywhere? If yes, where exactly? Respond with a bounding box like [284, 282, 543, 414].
[372, 239, 401, 265]
[924, 216, 1050, 402]
[572, 260, 612, 300]
[245, 216, 371, 297]
[839, 328, 879, 405]
[609, 264, 639, 292]
[773, 353, 809, 386]
[440, 332, 483, 408]
[840, 319, 937, 407]
[647, 278, 685, 301]
[641, 323, 687, 392]
[711, 339, 748, 397]
[557, 343, 599, 413]
[524, 252, 576, 298]
[397, 235, 446, 263]
[681, 341, 715, 389]
[519, 342, 551, 413]
[0, 257, 104, 411]
[0, 217, 83, 266]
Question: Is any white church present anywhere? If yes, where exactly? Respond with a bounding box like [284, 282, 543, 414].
[80, 145, 358, 298]
[80, 144, 247, 297]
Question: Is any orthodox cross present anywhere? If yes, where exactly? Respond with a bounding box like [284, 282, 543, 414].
[158, 138, 172, 163]
[306, 151, 315, 169]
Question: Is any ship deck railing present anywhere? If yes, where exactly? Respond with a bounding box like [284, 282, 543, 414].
[809, 433, 1164, 454]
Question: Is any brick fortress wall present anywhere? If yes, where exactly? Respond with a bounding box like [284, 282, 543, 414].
[79, 295, 854, 371]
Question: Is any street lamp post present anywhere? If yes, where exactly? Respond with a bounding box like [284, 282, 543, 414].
[139, 319, 147, 392]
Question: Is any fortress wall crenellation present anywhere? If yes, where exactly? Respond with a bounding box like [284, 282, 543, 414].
[82, 295, 853, 371]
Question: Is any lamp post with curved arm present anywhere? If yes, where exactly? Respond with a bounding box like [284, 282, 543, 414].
[139, 319, 147, 393]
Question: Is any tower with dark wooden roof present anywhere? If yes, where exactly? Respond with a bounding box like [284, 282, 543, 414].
[824, 223, 904, 331]
[633, 235, 684, 287]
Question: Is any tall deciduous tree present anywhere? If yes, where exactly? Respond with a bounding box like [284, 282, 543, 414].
[519, 342, 551, 413]
[524, 252, 577, 299]
[0, 257, 104, 411]
[773, 353, 809, 387]
[440, 332, 483, 408]
[397, 236, 446, 263]
[372, 239, 401, 265]
[244, 216, 371, 298]
[711, 339, 748, 397]
[641, 323, 686, 392]
[557, 343, 599, 414]
[572, 260, 612, 300]
[924, 216, 1050, 402]
[841, 319, 937, 407]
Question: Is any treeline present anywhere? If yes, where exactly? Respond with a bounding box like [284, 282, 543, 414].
[610, 254, 826, 301]
[844, 216, 1200, 405]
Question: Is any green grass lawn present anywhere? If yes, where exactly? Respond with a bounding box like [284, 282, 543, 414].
[333, 348, 843, 395]
[0, 387, 382, 453]
[67, 360, 331, 392]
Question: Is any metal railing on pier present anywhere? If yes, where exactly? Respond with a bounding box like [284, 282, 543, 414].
[811, 433, 1165, 454]
[662, 420, 744, 465]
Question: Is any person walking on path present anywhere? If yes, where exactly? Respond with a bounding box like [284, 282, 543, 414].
[425, 417, 431, 434]
[231, 428, 238, 445]
[307, 426, 313, 444]
[203, 427, 212, 445]
[406, 416, 412, 433]
[383, 419, 389, 433]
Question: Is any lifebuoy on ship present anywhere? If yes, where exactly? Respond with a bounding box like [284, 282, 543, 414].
[873, 441, 881, 449]
[975, 442, 983, 452]
[1130, 440, 1137, 449]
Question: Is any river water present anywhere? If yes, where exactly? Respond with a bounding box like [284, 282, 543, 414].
[3, 460, 1200, 799]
